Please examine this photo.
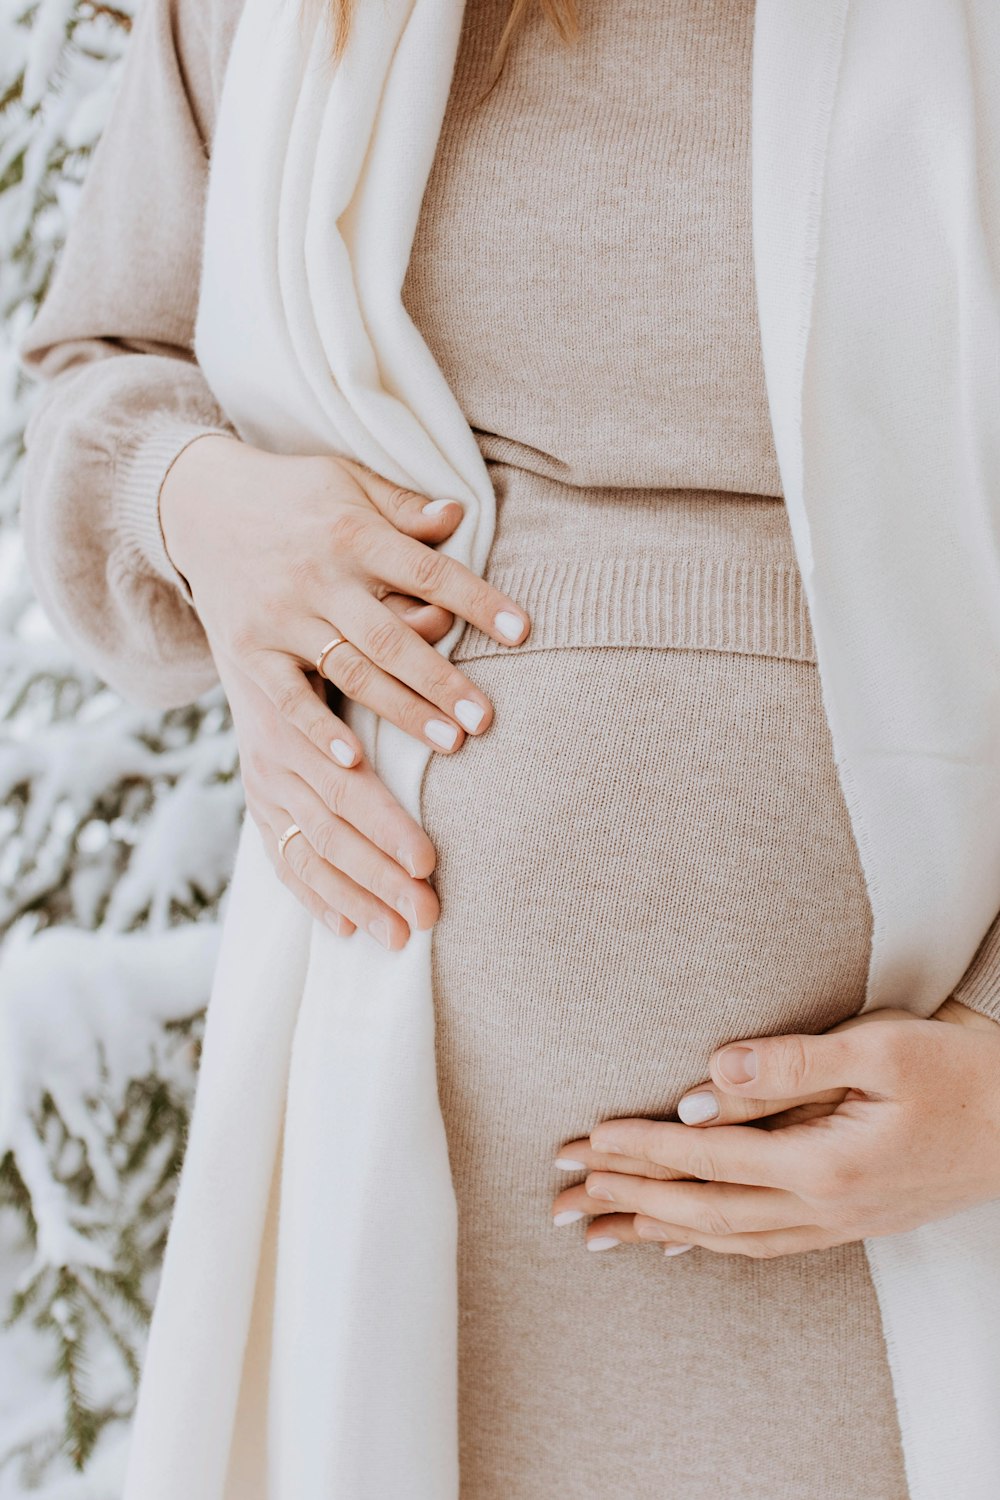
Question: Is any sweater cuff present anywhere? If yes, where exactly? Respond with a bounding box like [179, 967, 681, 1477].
[113, 417, 237, 605]
[948, 914, 1000, 1024]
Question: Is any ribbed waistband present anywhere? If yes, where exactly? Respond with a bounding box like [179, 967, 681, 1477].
[451, 470, 816, 664]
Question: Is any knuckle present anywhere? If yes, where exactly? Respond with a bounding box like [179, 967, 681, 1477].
[776, 1036, 812, 1095]
[310, 820, 342, 867]
[272, 677, 306, 721]
[750, 1239, 786, 1261]
[363, 617, 405, 667]
[684, 1149, 718, 1185]
[317, 771, 346, 817]
[287, 555, 321, 595]
[382, 485, 414, 517]
[696, 1205, 737, 1238]
[229, 622, 261, 659]
[335, 650, 375, 700]
[409, 546, 449, 594]
[814, 1154, 860, 1201]
[328, 508, 373, 556]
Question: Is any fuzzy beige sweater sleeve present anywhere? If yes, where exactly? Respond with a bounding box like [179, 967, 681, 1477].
[16, 0, 242, 709]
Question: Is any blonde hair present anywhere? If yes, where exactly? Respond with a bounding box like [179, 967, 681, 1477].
[298, 0, 580, 90]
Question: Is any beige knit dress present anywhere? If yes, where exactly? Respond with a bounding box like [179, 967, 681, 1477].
[403, 0, 911, 1494]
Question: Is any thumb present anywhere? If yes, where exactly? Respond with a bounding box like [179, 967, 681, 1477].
[346, 459, 466, 542]
[708, 1026, 885, 1101]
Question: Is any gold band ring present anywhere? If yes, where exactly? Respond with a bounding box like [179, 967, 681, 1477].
[315, 632, 351, 677]
[277, 823, 304, 862]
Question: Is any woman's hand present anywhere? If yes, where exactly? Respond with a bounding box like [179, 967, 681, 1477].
[551, 1001, 1000, 1257]
[160, 433, 529, 757]
[159, 433, 530, 945]
[217, 640, 442, 950]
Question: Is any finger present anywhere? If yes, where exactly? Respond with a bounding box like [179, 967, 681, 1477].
[342, 459, 467, 543]
[380, 529, 530, 647]
[675, 1081, 848, 1128]
[588, 1117, 802, 1190]
[257, 817, 356, 936]
[344, 596, 495, 738]
[381, 591, 455, 644]
[293, 739, 437, 879]
[307, 625, 470, 754]
[550, 1183, 623, 1225]
[708, 1022, 908, 1102]
[277, 773, 439, 933]
[266, 811, 411, 951]
[579, 1213, 652, 1251]
[252, 654, 365, 768]
[631, 1218, 842, 1260]
[553, 1137, 698, 1182]
[581, 1174, 809, 1235]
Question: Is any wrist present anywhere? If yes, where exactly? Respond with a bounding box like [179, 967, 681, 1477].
[159, 432, 241, 591]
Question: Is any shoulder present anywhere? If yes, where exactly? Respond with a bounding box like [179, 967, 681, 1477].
[155, 0, 248, 154]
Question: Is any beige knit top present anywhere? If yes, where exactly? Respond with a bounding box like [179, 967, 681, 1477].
[15, 0, 1000, 1022]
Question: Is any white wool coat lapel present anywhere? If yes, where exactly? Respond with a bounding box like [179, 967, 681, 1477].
[121, 3, 1000, 1498]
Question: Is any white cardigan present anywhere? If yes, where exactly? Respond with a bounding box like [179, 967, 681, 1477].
[122, 2, 1000, 1497]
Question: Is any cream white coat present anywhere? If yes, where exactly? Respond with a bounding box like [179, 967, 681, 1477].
[121, 2, 1000, 1497]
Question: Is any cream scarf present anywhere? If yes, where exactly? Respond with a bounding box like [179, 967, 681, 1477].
[122, 2, 1000, 1497]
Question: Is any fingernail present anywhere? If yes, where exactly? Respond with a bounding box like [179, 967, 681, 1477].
[553, 1209, 585, 1226]
[423, 498, 460, 516]
[587, 1236, 620, 1253]
[330, 738, 356, 767]
[636, 1222, 671, 1241]
[717, 1046, 757, 1085]
[426, 719, 459, 750]
[589, 1138, 625, 1156]
[494, 610, 525, 642]
[586, 1182, 614, 1202]
[324, 911, 346, 935]
[368, 918, 392, 950]
[663, 1244, 695, 1257]
[400, 897, 420, 930]
[454, 699, 485, 733]
[397, 848, 418, 877]
[677, 1091, 720, 1125]
[554, 1157, 586, 1170]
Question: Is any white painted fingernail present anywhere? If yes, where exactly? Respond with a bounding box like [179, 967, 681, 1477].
[423, 498, 460, 516]
[663, 1244, 695, 1257]
[426, 719, 459, 750]
[330, 738, 356, 767]
[553, 1210, 585, 1226]
[677, 1091, 720, 1125]
[587, 1236, 620, 1253]
[368, 918, 391, 950]
[495, 610, 525, 642]
[454, 699, 485, 732]
[397, 848, 418, 877]
[554, 1157, 586, 1170]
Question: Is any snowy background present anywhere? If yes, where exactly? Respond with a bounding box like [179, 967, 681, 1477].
[0, 4, 241, 1492]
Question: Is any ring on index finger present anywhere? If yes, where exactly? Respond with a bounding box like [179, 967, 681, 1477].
[315, 632, 351, 678]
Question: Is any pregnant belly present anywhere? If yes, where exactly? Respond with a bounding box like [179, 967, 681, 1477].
[421, 644, 873, 1160]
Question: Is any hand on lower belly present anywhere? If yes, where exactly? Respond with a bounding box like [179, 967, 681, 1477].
[549, 1000, 1000, 1260]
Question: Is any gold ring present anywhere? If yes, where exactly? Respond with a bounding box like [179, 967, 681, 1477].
[315, 632, 350, 677]
[277, 823, 304, 862]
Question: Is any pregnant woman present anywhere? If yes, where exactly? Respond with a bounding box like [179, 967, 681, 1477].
[17, 0, 1000, 1495]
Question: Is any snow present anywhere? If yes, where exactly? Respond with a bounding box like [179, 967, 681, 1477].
[0, 2, 243, 1489]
